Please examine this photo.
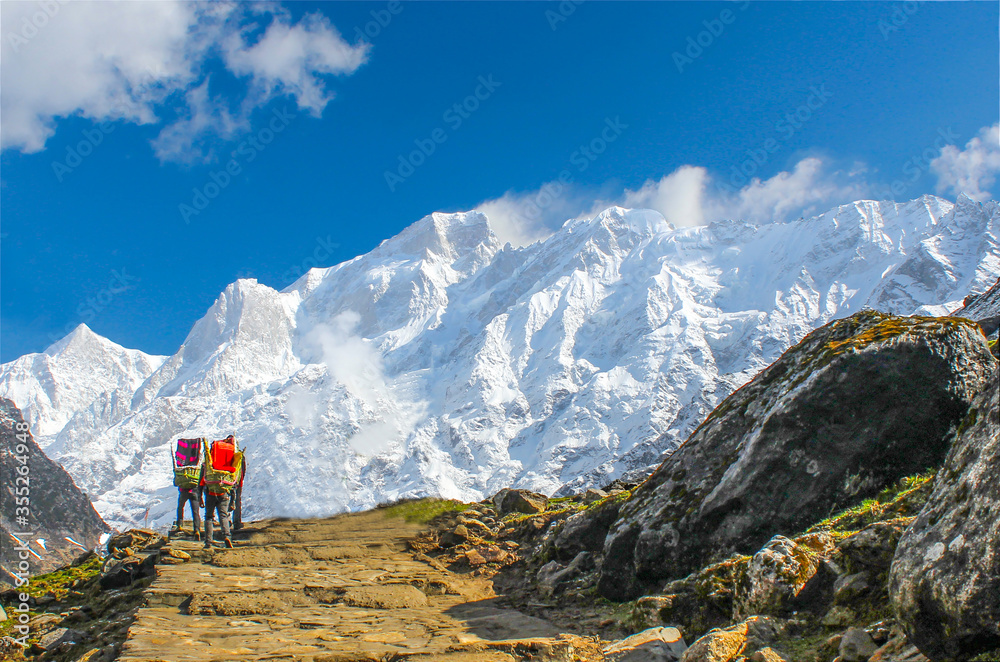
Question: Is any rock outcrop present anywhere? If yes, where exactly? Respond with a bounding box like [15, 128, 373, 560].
[0, 399, 109, 578]
[599, 312, 996, 600]
[733, 533, 833, 620]
[603, 626, 688, 661]
[494, 489, 549, 515]
[889, 368, 1000, 660]
[951, 275, 1000, 339]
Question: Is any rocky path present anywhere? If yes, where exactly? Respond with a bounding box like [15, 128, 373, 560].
[118, 511, 601, 661]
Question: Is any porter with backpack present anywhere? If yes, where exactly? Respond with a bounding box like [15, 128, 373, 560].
[172, 438, 205, 538]
[199, 435, 244, 549]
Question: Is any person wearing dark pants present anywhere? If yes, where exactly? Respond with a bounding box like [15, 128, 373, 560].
[203, 491, 232, 548]
[199, 435, 239, 549]
[175, 487, 202, 539]
[230, 456, 246, 531]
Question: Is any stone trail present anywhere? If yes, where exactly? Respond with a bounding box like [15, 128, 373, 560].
[119, 510, 602, 661]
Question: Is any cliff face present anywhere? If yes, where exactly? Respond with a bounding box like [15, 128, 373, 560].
[890, 367, 1000, 661]
[951, 275, 1000, 345]
[598, 311, 996, 600]
[0, 399, 108, 580]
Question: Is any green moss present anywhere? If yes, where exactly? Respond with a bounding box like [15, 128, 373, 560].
[956, 408, 979, 436]
[22, 553, 103, 598]
[970, 649, 1000, 662]
[380, 498, 470, 524]
[780, 632, 836, 662]
[690, 555, 750, 600]
[806, 469, 935, 536]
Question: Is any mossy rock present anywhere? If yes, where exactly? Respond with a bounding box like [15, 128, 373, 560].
[599, 311, 995, 601]
[890, 368, 1000, 660]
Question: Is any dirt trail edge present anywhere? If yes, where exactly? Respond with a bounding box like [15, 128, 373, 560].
[119, 510, 603, 661]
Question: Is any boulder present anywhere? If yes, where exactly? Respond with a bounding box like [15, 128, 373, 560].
[536, 552, 595, 597]
[839, 627, 878, 662]
[837, 520, 907, 574]
[603, 626, 688, 661]
[733, 534, 830, 619]
[107, 529, 165, 557]
[889, 368, 1000, 660]
[680, 616, 784, 662]
[439, 524, 471, 547]
[655, 555, 750, 638]
[474, 544, 510, 565]
[600, 312, 995, 600]
[832, 572, 871, 605]
[166, 548, 191, 561]
[868, 634, 931, 662]
[584, 488, 608, 504]
[0, 604, 6, 621]
[550, 497, 621, 561]
[491, 488, 512, 509]
[788, 559, 842, 614]
[27, 613, 60, 630]
[496, 489, 548, 515]
[458, 516, 493, 536]
[37, 627, 83, 650]
[465, 549, 487, 566]
[99, 553, 156, 589]
[821, 605, 855, 628]
[632, 595, 676, 630]
[749, 649, 788, 662]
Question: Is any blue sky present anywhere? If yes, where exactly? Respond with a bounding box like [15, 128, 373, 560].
[1, 1, 998, 362]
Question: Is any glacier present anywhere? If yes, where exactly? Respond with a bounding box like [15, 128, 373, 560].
[1, 193, 997, 530]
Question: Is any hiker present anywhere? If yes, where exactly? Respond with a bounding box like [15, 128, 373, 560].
[176, 485, 202, 540]
[171, 438, 205, 539]
[230, 453, 247, 531]
[199, 435, 243, 549]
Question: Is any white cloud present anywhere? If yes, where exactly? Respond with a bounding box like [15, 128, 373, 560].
[303, 311, 388, 406]
[1, 1, 199, 152]
[299, 311, 418, 457]
[475, 180, 608, 247]
[480, 156, 869, 237]
[708, 157, 869, 223]
[627, 157, 868, 226]
[223, 11, 369, 115]
[931, 123, 1000, 202]
[476, 190, 563, 248]
[624, 165, 708, 227]
[150, 80, 248, 163]
[0, 2, 368, 162]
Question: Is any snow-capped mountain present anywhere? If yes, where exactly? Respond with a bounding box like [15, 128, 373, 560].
[2, 194, 997, 530]
[0, 326, 166, 451]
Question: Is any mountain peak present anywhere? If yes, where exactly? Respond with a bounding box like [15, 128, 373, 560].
[43, 323, 105, 356]
[374, 210, 497, 263]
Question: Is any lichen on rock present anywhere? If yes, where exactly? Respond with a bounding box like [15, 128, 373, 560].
[599, 311, 995, 601]
[889, 368, 1000, 661]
